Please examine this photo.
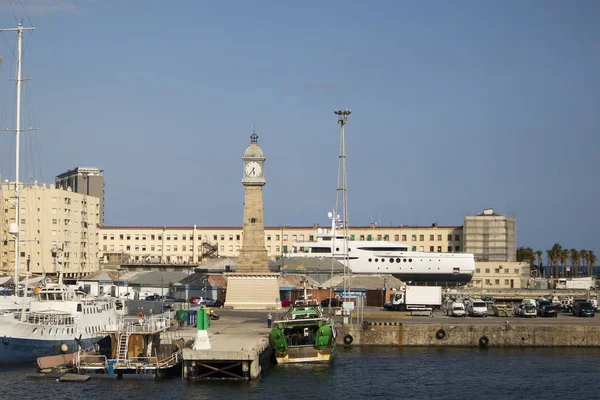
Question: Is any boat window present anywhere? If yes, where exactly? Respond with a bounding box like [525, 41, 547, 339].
[396, 258, 401, 263]
[368, 258, 372, 262]
[389, 258, 394, 263]
[375, 258, 378, 262]
[77, 304, 82, 312]
[404, 259, 407, 262]
[32, 328, 38, 334]
[409, 259, 412, 262]
[312, 247, 331, 253]
[323, 237, 331, 241]
[56, 294, 62, 301]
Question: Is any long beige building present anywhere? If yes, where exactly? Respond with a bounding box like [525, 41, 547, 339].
[1, 181, 101, 278]
[98, 222, 464, 264]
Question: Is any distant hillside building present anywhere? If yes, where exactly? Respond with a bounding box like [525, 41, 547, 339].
[463, 208, 516, 262]
[55, 167, 104, 225]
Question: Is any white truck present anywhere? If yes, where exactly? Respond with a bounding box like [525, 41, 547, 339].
[384, 286, 443, 311]
[556, 278, 596, 290]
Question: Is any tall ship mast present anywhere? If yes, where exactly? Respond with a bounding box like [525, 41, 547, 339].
[0, 23, 34, 306]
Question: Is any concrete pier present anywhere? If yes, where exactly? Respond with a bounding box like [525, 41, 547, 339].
[182, 316, 272, 380]
[337, 323, 600, 347]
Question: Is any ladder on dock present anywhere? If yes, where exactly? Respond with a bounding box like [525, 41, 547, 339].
[117, 333, 130, 360]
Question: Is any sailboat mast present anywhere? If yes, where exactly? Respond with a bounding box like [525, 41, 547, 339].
[0, 23, 35, 292]
[14, 23, 23, 289]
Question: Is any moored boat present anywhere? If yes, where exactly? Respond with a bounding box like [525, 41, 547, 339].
[269, 283, 336, 364]
[73, 316, 183, 379]
[0, 282, 119, 363]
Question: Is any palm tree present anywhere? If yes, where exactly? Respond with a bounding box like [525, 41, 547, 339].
[546, 250, 553, 278]
[536, 250, 543, 277]
[570, 249, 579, 278]
[580, 250, 588, 276]
[588, 250, 597, 277]
[551, 244, 563, 278]
[560, 248, 569, 278]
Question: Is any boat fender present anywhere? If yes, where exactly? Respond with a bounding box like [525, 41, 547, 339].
[343, 334, 353, 345]
[435, 328, 446, 340]
[137, 312, 144, 319]
[2, 336, 10, 345]
[479, 335, 489, 348]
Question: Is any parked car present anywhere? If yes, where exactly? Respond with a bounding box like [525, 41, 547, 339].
[144, 294, 161, 301]
[482, 296, 495, 304]
[321, 298, 342, 307]
[450, 302, 466, 317]
[515, 304, 537, 317]
[537, 302, 559, 318]
[467, 300, 488, 317]
[281, 299, 292, 307]
[160, 295, 178, 302]
[572, 301, 596, 317]
[203, 298, 224, 308]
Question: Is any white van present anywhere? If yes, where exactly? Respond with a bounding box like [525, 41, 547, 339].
[450, 302, 466, 317]
[468, 299, 488, 317]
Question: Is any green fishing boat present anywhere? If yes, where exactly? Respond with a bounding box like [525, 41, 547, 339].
[269, 288, 336, 364]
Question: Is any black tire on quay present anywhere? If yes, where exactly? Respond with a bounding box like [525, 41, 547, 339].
[343, 334, 354, 345]
[479, 335, 489, 348]
[435, 328, 446, 340]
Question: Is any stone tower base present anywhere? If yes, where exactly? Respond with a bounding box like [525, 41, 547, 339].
[224, 273, 282, 310]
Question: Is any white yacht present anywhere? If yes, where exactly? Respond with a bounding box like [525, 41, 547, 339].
[0, 281, 119, 363]
[285, 212, 475, 284]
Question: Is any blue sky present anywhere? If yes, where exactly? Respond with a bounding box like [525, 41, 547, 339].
[0, 0, 598, 258]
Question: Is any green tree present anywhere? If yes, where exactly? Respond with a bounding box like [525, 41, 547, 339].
[550, 244, 563, 278]
[536, 250, 543, 276]
[517, 247, 535, 264]
[570, 249, 579, 277]
[588, 250, 597, 277]
[560, 248, 569, 277]
[580, 250, 588, 276]
[546, 250, 553, 277]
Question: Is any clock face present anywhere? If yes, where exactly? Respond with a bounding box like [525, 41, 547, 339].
[245, 161, 262, 178]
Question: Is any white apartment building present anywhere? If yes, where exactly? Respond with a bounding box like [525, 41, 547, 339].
[1, 181, 101, 278]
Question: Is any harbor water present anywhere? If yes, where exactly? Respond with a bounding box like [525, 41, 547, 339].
[2, 347, 599, 399]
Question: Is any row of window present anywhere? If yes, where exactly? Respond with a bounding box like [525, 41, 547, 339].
[369, 258, 414, 263]
[100, 232, 461, 243]
[31, 327, 76, 336]
[473, 279, 514, 285]
[102, 233, 293, 242]
[475, 268, 520, 274]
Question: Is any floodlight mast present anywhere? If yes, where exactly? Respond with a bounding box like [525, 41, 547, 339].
[333, 108, 351, 311]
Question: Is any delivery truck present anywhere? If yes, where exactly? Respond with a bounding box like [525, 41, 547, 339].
[384, 286, 443, 311]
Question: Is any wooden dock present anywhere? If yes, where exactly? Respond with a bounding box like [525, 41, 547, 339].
[181, 316, 272, 380]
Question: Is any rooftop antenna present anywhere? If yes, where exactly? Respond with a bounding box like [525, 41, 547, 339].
[333, 108, 351, 318]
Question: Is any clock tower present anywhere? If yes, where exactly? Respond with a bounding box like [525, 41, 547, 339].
[225, 132, 280, 309]
[237, 132, 269, 272]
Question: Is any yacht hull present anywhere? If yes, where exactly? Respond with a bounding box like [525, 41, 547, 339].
[391, 272, 473, 284]
[0, 336, 98, 364]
